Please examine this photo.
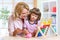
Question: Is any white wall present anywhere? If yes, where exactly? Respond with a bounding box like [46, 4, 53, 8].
[58, 0, 60, 35]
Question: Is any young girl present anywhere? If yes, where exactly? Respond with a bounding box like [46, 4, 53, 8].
[24, 8, 41, 37]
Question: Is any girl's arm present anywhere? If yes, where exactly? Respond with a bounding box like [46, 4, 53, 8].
[32, 30, 37, 37]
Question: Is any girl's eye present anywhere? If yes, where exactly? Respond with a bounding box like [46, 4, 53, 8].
[32, 14, 35, 16]
[35, 16, 37, 17]
[35, 15, 38, 17]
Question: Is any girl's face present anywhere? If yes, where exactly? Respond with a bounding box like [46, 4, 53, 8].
[20, 8, 29, 19]
[30, 13, 38, 21]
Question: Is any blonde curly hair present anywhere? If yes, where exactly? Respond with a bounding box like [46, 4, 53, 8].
[14, 2, 29, 19]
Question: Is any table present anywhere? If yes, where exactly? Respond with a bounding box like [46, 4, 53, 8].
[2, 35, 60, 40]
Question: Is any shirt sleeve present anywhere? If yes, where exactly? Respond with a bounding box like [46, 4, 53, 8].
[38, 20, 43, 28]
[38, 21, 41, 27]
[8, 15, 23, 36]
[13, 20, 23, 30]
[8, 16, 15, 36]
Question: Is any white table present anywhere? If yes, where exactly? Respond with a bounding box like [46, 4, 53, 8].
[2, 35, 60, 40]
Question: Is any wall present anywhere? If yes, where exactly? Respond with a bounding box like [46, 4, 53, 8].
[58, 0, 60, 35]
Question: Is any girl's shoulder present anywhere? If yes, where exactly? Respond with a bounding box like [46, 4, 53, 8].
[37, 20, 41, 25]
[38, 20, 41, 23]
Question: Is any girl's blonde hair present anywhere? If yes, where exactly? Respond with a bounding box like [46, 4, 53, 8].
[13, 2, 29, 19]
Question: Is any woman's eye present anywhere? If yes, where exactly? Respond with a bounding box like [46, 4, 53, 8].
[19, 14, 20, 15]
[22, 13, 25, 14]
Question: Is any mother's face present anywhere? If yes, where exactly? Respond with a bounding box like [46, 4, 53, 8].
[20, 8, 29, 19]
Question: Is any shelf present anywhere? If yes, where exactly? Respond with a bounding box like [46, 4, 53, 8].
[51, 24, 56, 26]
[42, 1, 56, 13]
[43, 12, 56, 15]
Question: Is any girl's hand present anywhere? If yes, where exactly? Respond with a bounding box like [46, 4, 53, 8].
[32, 30, 37, 37]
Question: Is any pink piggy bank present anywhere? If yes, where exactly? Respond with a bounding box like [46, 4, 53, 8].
[25, 33, 32, 38]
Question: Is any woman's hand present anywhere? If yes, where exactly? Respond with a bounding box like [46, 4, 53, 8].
[23, 29, 29, 35]
[13, 28, 22, 36]
[16, 28, 22, 33]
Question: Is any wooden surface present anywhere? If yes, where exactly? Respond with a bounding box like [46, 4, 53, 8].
[3, 35, 60, 40]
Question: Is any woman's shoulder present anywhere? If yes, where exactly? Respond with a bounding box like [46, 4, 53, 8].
[24, 20, 29, 24]
[9, 16, 22, 23]
[14, 18, 22, 23]
[8, 14, 15, 21]
[8, 15, 15, 23]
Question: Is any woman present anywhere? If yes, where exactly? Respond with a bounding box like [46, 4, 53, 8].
[8, 2, 29, 36]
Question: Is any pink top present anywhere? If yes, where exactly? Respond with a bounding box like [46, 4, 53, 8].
[24, 20, 41, 33]
[8, 15, 23, 36]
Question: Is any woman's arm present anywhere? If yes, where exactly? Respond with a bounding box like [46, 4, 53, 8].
[13, 28, 22, 36]
[8, 15, 24, 36]
[8, 20, 22, 36]
[8, 15, 15, 36]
